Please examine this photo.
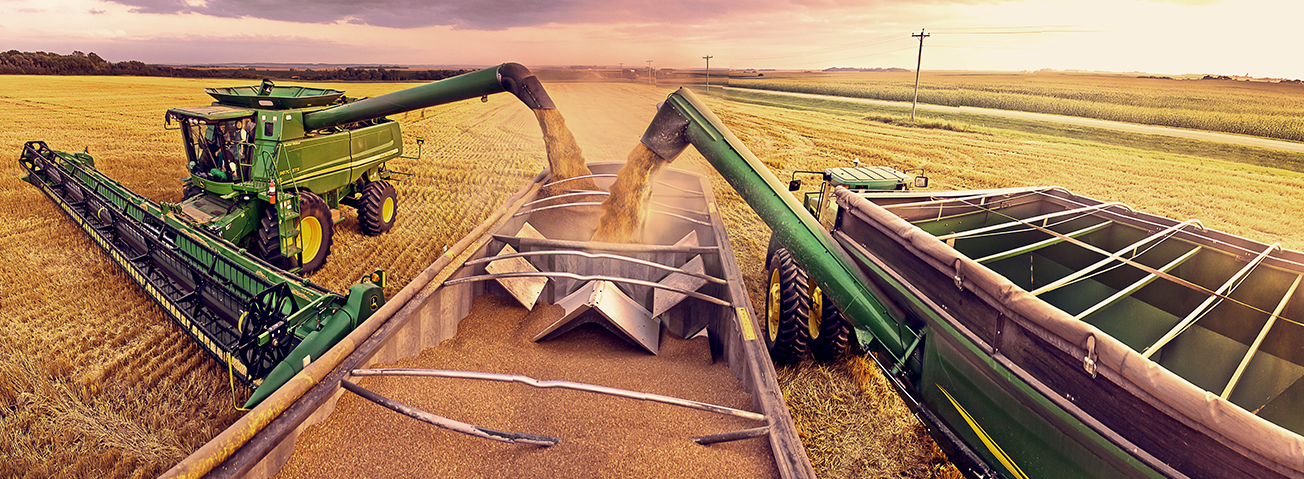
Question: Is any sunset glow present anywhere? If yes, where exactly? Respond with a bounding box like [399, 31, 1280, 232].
[3, 0, 1302, 78]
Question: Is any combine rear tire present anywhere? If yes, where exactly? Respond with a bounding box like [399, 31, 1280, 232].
[358, 180, 397, 236]
[810, 290, 851, 362]
[764, 248, 811, 364]
[295, 191, 334, 273]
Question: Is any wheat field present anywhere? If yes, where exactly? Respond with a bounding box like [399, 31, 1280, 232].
[4, 73, 1304, 478]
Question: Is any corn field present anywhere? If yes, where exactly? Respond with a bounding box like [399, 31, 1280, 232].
[736, 71, 1304, 143]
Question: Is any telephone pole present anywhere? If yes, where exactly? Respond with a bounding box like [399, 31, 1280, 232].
[911, 29, 930, 120]
[646, 60, 654, 85]
[702, 55, 713, 93]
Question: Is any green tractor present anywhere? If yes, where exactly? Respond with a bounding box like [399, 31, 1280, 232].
[764, 163, 928, 363]
[168, 63, 554, 272]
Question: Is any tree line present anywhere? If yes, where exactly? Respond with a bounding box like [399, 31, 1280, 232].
[0, 50, 470, 81]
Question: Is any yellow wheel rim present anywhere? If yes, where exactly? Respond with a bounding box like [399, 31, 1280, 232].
[809, 284, 823, 339]
[382, 196, 395, 223]
[767, 268, 781, 342]
[300, 216, 322, 263]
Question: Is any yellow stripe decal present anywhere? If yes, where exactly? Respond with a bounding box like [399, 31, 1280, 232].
[938, 384, 1029, 479]
[737, 307, 757, 341]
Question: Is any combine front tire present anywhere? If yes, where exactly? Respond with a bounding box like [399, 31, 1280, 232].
[764, 248, 811, 364]
[358, 180, 397, 236]
[810, 290, 851, 362]
[183, 183, 204, 199]
[252, 206, 288, 269]
[295, 191, 334, 273]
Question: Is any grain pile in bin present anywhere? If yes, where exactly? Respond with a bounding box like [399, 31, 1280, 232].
[277, 295, 777, 478]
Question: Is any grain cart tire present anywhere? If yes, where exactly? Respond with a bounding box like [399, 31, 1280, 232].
[358, 180, 397, 236]
[764, 248, 811, 364]
[295, 191, 334, 273]
[810, 291, 851, 362]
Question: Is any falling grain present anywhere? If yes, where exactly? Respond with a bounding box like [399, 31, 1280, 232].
[591, 143, 673, 243]
[533, 108, 600, 197]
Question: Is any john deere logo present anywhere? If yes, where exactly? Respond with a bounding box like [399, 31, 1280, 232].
[369, 296, 380, 311]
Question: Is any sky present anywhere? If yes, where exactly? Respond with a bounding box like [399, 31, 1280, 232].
[3, 0, 1302, 79]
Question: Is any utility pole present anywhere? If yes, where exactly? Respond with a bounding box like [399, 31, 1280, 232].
[702, 55, 713, 93]
[911, 29, 930, 120]
[646, 60, 654, 85]
[619, 62, 623, 79]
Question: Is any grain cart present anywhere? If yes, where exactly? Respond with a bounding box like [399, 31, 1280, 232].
[169, 63, 554, 272]
[641, 87, 1304, 478]
[18, 63, 556, 408]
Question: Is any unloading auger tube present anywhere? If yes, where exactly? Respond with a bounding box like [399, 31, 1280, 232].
[639, 88, 906, 358]
[302, 62, 554, 131]
[17, 141, 386, 409]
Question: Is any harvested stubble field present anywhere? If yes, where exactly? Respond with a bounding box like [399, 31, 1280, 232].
[735, 70, 1304, 143]
[3, 73, 1304, 478]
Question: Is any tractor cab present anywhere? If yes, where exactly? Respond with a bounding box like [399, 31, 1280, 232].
[788, 164, 928, 228]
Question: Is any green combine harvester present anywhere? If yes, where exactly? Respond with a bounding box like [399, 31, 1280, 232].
[18, 63, 555, 408]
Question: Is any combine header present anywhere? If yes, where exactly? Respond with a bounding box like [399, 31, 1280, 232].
[19, 63, 556, 407]
[19, 141, 384, 408]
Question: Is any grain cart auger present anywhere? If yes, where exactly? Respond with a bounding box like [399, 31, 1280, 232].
[638, 88, 925, 365]
[168, 62, 555, 272]
[637, 88, 1011, 476]
[17, 63, 555, 408]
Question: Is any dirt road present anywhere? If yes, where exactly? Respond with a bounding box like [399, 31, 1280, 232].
[723, 86, 1304, 153]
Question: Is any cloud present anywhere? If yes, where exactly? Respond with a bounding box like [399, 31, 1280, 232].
[88, 8, 107, 14]
[103, 0, 1007, 30]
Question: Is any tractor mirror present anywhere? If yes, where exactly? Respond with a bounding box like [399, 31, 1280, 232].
[788, 179, 802, 191]
[914, 176, 929, 188]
